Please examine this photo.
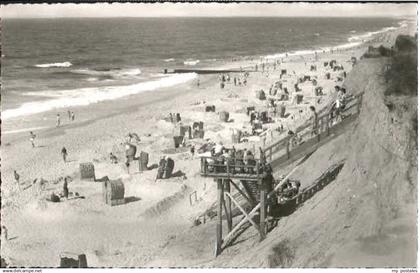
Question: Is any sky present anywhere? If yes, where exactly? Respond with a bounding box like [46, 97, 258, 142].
[0, 2, 417, 18]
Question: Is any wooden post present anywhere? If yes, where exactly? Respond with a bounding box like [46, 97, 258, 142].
[317, 118, 321, 142]
[327, 115, 331, 136]
[202, 158, 207, 175]
[259, 179, 267, 241]
[216, 178, 224, 256]
[256, 161, 260, 177]
[357, 95, 362, 115]
[226, 161, 230, 176]
[224, 180, 232, 232]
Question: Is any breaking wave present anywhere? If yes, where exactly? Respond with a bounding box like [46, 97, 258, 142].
[35, 61, 72, 68]
[71, 68, 141, 77]
[184, 59, 200, 66]
[3, 73, 197, 120]
[347, 26, 397, 42]
[264, 24, 401, 61]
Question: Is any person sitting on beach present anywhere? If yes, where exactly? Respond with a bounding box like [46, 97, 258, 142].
[156, 156, 166, 181]
[29, 131, 36, 148]
[61, 147, 68, 163]
[109, 153, 118, 164]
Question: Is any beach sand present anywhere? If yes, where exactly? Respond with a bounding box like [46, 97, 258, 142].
[0, 25, 413, 267]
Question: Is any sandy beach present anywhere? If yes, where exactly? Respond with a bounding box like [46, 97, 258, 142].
[1, 22, 415, 267]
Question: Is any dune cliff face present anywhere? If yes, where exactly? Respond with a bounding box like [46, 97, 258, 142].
[326, 58, 417, 267]
[215, 57, 417, 268]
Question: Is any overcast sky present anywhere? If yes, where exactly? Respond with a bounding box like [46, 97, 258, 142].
[1, 2, 417, 18]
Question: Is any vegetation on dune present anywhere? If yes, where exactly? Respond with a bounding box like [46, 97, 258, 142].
[384, 34, 418, 96]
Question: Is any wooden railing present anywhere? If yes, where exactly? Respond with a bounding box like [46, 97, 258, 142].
[200, 156, 267, 180]
[263, 92, 364, 163]
[199, 92, 364, 179]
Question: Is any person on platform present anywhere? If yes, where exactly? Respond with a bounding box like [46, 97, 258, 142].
[309, 106, 319, 136]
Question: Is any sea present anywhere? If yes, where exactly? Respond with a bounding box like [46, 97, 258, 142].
[1, 17, 406, 126]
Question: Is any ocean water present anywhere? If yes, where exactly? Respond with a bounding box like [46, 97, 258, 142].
[2, 17, 403, 120]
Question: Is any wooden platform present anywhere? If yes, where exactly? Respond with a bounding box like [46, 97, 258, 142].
[197, 92, 364, 257]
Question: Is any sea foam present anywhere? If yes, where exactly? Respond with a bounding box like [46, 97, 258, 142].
[35, 61, 72, 68]
[3, 73, 197, 120]
[264, 24, 400, 61]
[184, 59, 200, 66]
[3, 126, 48, 135]
[71, 68, 141, 77]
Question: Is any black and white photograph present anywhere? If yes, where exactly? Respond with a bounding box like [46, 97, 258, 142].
[0, 1, 418, 269]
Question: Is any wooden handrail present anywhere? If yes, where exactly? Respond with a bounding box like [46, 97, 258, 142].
[263, 92, 364, 162]
[199, 92, 364, 175]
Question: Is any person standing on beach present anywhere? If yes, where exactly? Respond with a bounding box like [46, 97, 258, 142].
[61, 147, 68, 163]
[67, 110, 71, 120]
[56, 114, 61, 127]
[1, 225, 8, 241]
[14, 170, 20, 190]
[63, 177, 69, 199]
[71, 112, 75, 121]
[190, 145, 195, 158]
[29, 131, 36, 148]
